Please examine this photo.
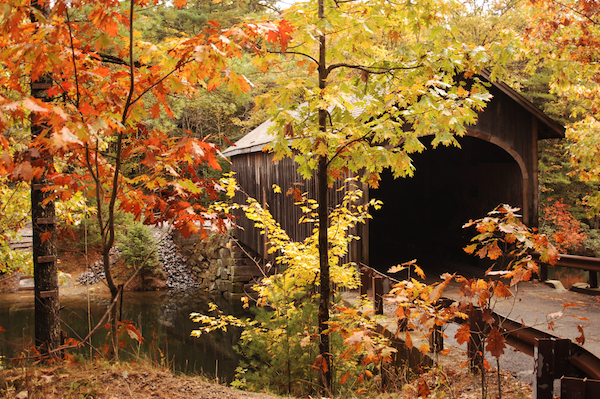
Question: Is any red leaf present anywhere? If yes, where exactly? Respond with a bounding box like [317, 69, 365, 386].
[41, 232, 52, 243]
[485, 326, 506, 358]
[311, 354, 329, 373]
[79, 102, 96, 116]
[174, 0, 186, 8]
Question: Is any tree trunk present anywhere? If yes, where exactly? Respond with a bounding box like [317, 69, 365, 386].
[30, 0, 60, 356]
[316, 0, 331, 392]
[31, 73, 60, 355]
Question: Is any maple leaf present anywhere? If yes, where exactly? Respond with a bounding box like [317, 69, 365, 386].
[124, 324, 144, 344]
[485, 326, 506, 358]
[23, 98, 49, 113]
[41, 232, 52, 243]
[344, 330, 366, 346]
[493, 281, 513, 299]
[486, 240, 503, 260]
[11, 161, 33, 181]
[455, 324, 471, 345]
[311, 354, 329, 373]
[464, 243, 478, 254]
[417, 378, 431, 398]
[414, 264, 426, 279]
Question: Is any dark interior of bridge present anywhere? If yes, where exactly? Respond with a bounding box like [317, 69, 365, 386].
[368, 136, 522, 278]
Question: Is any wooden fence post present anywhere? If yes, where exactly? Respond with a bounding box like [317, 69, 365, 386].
[374, 275, 384, 315]
[467, 308, 484, 373]
[360, 267, 370, 297]
[534, 338, 571, 399]
[430, 324, 443, 353]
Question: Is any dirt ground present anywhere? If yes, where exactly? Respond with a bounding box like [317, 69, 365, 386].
[0, 358, 533, 399]
[0, 361, 282, 399]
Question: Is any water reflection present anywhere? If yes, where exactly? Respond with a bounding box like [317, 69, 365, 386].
[0, 290, 247, 382]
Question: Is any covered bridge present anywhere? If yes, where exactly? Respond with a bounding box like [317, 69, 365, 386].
[222, 74, 565, 274]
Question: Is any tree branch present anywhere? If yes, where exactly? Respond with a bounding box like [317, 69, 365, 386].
[548, 0, 600, 27]
[268, 49, 320, 66]
[327, 62, 422, 74]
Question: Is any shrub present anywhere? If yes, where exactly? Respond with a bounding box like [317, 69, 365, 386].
[120, 222, 160, 284]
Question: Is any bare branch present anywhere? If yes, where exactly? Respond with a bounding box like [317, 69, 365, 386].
[268, 49, 320, 66]
[327, 63, 422, 74]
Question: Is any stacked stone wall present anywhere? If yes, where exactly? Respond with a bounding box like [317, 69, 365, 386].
[172, 230, 262, 299]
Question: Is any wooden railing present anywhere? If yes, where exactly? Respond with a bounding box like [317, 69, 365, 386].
[357, 262, 600, 398]
[536, 253, 600, 289]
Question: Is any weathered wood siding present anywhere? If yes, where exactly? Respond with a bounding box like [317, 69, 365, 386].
[468, 84, 541, 226]
[231, 152, 366, 264]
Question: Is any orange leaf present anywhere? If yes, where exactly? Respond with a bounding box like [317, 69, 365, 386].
[417, 378, 431, 398]
[485, 326, 506, 359]
[494, 281, 513, 299]
[455, 324, 471, 345]
[487, 241, 503, 260]
[414, 264, 426, 279]
[340, 371, 350, 385]
[41, 232, 52, 243]
[405, 330, 413, 349]
[12, 161, 33, 181]
[150, 103, 161, 119]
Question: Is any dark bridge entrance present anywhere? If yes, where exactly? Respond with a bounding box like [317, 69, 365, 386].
[369, 135, 522, 276]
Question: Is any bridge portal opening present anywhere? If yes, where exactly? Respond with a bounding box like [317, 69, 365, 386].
[368, 136, 522, 277]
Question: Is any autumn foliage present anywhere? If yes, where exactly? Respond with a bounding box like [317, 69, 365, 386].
[541, 198, 588, 254]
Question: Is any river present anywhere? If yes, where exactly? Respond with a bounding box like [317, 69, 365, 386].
[0, 289, 247, 382]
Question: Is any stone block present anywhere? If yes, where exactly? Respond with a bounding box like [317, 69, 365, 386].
[218, 248, 231, 259]
[215, 280, 232, 292]
[232, 282, 244, 293]
[231, 265, 263, 277]
[220, 268, 228, 280]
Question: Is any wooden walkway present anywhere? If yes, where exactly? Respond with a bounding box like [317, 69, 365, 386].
[8, 221, 33, 252]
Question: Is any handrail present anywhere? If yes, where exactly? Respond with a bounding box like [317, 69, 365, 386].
[534, 252, 600, 288]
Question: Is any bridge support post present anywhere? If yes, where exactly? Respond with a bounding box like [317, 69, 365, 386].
[374, 275, 383, 315]
[468, 308, 485, 373]
[534, 338, 571, 399]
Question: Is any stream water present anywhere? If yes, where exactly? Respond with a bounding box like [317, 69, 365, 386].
[0, 289, 247, 382]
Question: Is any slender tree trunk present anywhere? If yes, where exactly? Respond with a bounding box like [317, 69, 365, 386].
[316, 0, 331, 393]
[31, 1, 60, 357]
